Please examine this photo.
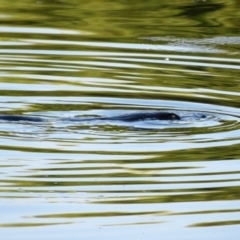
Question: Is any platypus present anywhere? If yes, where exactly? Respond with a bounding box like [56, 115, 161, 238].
[0, 112, 181, 122]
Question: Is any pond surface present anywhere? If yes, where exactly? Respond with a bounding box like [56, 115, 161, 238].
[0, 0, 240, 239]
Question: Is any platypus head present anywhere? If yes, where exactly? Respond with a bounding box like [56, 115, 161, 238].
[156, 112, 181, 120]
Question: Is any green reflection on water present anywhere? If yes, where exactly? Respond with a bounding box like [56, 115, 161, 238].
[189, 220, 240, 227]
[0, 0, 240, 238]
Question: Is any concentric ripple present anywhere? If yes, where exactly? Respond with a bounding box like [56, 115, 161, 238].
[1, 101, 240, 154]
[1, 1, 240, 238]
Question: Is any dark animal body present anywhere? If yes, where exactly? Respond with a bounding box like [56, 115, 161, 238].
[0, 112, 181, 122]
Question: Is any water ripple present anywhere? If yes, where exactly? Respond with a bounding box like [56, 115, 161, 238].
[0, 22, 240, 239]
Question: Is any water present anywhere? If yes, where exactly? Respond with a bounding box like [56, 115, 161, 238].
[0, 0, 240, 239]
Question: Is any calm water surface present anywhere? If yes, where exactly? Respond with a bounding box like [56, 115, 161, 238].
[0, 0, 240, 239]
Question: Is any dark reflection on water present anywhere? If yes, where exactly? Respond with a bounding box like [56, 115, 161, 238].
[0, 0, 240, 239]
